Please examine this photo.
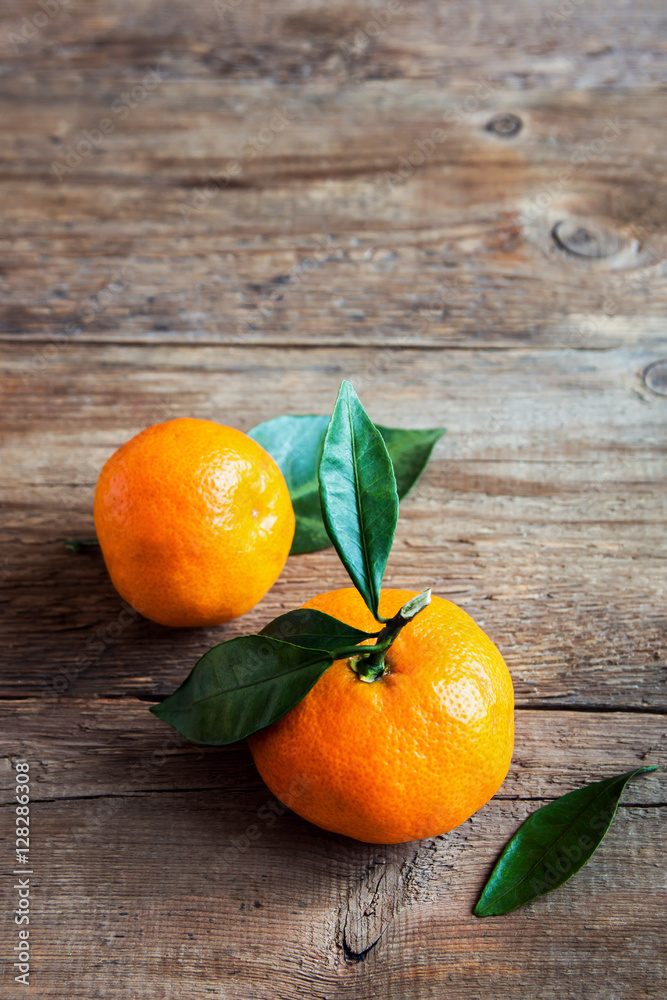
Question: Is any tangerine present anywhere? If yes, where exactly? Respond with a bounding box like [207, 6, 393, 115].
[248, 588, 514, 843]
[94, 418, 294, 627]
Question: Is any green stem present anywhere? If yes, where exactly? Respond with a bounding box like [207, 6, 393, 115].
[351, 589, 432, 683]
[64, 537, 100, 553]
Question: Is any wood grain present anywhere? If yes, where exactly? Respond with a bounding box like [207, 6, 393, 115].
[0, 746, 663, 999]
[0, 81, 664, 348]
[1, 700, 664, 805]
[1, 343, 665, 708]
[1, 0, 666, 995]
[1, 702, 664, 997]
[1, 0, 665, 89]
[2, 795, 663, 1000]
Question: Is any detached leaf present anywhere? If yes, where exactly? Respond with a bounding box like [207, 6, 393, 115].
[318, 381, 398, 620]
[150, 635, 340, 745]
[260, 608, 376, 651]
[474, 766, 657, 917]
[248, 415, 444, 554]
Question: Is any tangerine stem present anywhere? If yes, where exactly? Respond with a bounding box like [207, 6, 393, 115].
[64, 537, 101, 553]
[351, 589, 432, 682]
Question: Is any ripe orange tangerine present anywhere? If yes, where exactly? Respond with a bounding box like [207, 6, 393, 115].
[94, 418, 295, 627]
[249, 588, 514, 844]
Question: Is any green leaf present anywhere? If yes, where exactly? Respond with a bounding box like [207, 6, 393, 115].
[259, 608, 377, 651]
[67, 419, 446, 560]
[318, 381, 398, 620]
[248, 416, 444, 555]
[248, 414, 331, 554]
[150, 635, 351, 745]
[474, 766, 657, 917]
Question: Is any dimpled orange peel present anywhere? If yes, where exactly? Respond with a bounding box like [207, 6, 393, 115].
[94, 417, 295, 627]
[248, 587, 514, 844]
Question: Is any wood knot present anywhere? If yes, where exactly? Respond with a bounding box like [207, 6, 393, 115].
[642, 360, 667, 396]
[552, 219, 624, 259]
[485, 113, 523, 138]
[338, 847, 421, 963]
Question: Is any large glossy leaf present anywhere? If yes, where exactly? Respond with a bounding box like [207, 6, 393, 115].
[318, 381, 398, 620]
[248, 415, 444, 554]
[260, 607, 377, 650]
[474, 766, 657, 917]
[150, 635, 355, 745]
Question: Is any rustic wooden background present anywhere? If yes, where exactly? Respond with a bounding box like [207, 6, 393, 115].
[1, 1, 666, 997]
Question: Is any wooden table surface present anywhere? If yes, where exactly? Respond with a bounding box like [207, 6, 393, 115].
[1, 1, 666, 997]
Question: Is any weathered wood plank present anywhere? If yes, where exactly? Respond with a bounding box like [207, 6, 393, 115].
[0, 760, 662, 999]
[0, 83, 664, 348]
[1, 0, 665, 90]
[0, 0, 664, 995]
[1, 343, 665, 707]
[1, 701, 664, 804]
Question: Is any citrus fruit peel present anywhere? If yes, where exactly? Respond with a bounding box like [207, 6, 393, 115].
[93, 418, 295, 627]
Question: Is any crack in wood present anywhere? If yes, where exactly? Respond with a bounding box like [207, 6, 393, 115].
[339, 856, 403, 963]
[337, 844, 438, 963]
